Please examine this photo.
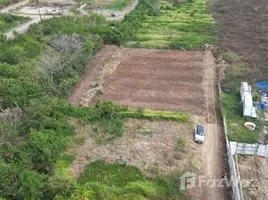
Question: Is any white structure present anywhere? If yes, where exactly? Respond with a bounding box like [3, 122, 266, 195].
[240, 82, 251, 101]
[240, 82, 256, 118]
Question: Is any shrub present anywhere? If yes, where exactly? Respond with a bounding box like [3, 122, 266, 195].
[176, 138, 185, 150]
[78, 160, 144, 186]
[218, 5, 229, 13]
[223, 52, 241, 64]
[253, 94, 262, 102]
[121, 108, 191, 122]
[136, 106, 145, 113]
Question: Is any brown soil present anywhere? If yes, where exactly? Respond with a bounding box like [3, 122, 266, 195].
[69, 45, 119, 106]
[67, 119, 203, 177]
[238, 155, 268, 200]
[68, 46, 231, 199]
[212, 0, 268, 80]
[72, 47, 207, 115]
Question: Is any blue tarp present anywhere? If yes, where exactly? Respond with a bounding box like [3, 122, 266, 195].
[256, 81, 268, 89]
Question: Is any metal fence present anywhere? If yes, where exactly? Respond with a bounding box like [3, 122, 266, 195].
[218, 82, 268, 200]
[218, 83, 240, 200]
[230, 142, 268, 157]
[222, 117, 241, 200]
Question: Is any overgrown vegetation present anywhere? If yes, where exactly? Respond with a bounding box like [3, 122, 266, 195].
[120, 0, 215, 49]
[121, 108, 191, 122]
[220, 90, 262, 143]
[0, 14, 130, 199]
[64, 160, 189, 200]
[0, 1, 205, 198]
[104, 0, 132, 10]
[0, 0, 21, 8]
[0, 13, 29, 33]
[176, 138, 185, 150]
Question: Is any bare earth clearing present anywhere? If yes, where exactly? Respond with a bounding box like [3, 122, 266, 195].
[67, 119, 203, 177]
[69, 46, 231, 199]
[71, 46, 206, 115]
[238, 155, 268, 200]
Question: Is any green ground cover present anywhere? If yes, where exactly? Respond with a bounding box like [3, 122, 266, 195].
[76, 160, 189, 200]
[0, 13, 29, 33]
[221, 89, 262, 143]
[0, 0, 21, 8]
[104, 0, 132, 10]
[121, 0, 215, 49]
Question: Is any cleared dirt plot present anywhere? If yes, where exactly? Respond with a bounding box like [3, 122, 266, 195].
[67, 119, 203, 177]
[71, 46, 208, 115]
[238, 155, 268, 200]
[100, 49, 206, 115]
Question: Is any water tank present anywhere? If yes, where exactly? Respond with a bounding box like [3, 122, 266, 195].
[260, 102, 265, 110]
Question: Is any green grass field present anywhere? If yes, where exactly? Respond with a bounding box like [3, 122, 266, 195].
[221, 90, 262, 143]
[123, 0, 215, 49]
[104, 0, 132, 10]
[78, 160, 190, 199]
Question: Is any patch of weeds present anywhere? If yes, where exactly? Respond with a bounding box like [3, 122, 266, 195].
[73, 136, 86, 144]
[121, 0, 215, 49]
[136, 106, 145, 114]
[137, 123, 143, 129]
[223, 52, 242, 64]
[221, 90, 262, 143]
[85, 155, 90, 161]
[253, 94, 262, 102]
[176, 138, 185, 151]
[190, 157, 200, 169]
[78, 160, 144, 186]
[59, 154, 75, 165]
[140, 130, 153, 137]
[148, 162, 160, 176]
[96, 137, 107, 144]
[104, 0, 131, 10]
[90, 126, 99, 136]
[103, 118, 124, 138]
[218, 5, 229, 13]
[90, 83, 99, 88]
[96, 89, 103, 97]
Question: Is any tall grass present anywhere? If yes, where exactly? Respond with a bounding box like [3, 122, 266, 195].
[78, 161, 190, 199]
[0, 13, 30, 33]
[122, 0, 215, 49]
[104, 0, 132, 10]
[220, 90, 262, 143]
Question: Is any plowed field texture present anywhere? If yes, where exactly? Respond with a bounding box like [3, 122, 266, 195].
[99, 48, 207, 115]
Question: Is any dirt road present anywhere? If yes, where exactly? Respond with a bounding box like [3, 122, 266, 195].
[201, 50, 231, 199]
[93, 0, 139, 20]
[0, 0, 53, 38]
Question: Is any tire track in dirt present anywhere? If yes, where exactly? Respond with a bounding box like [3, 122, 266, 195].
[201, 49, 231, 199]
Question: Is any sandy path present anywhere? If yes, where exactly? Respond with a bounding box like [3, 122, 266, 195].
[201, 50, 231, 199]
